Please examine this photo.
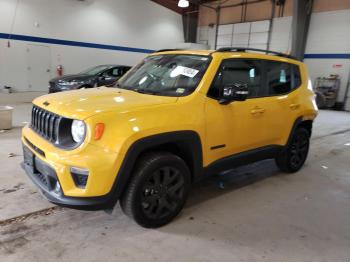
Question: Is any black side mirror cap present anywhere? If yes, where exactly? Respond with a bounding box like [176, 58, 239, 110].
[219, 83, 249, 105]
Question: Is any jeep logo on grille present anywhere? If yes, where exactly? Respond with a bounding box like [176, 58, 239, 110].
[43, 101, 50, 106]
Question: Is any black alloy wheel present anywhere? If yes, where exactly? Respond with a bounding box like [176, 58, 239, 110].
[276, 127, 310, 173]
[120, 152, 190, 228]
[141, 166, 185, 220]
[289, 130, 309, 170]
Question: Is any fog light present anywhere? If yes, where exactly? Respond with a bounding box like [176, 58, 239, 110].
[70, 167, 89, 188]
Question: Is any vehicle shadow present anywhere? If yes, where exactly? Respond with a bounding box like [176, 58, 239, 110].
[156, 159, 303, 251]
[185, 159, 281, 208]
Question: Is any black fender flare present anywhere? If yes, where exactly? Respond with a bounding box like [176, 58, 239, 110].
[107, 131, 203, 204]
[287, 117, 303, 145]
[286, 116, 313, 147]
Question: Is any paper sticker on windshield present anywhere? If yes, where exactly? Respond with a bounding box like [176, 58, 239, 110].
[170, 66, 199, 78]
[176, 88, 185, 94]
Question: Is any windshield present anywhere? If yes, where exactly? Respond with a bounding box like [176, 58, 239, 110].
[80, 65, 111, 76]
[116, 54, 211, 96]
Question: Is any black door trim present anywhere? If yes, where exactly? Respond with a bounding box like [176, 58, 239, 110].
[204, 145, 283, 176]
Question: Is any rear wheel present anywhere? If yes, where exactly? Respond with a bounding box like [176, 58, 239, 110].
[120, 152, 191, 228]
[275, 127, 310, 173]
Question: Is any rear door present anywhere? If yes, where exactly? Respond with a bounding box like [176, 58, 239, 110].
[262, 60, 302, 145]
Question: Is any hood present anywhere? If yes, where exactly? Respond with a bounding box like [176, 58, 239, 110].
[33, 87, 178, 119]
[50, 74, 95, 83]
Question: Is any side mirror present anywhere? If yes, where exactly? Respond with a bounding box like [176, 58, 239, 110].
[219, 83, 249, 105]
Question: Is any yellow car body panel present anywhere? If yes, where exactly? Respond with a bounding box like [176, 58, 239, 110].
[22, 50, 317, 202]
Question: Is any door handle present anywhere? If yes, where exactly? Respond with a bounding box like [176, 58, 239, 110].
[289, 103, 300, 110]
[251, 108, 265, 115]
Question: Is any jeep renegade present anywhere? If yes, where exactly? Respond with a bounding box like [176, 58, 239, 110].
[22, 48, 318, 228]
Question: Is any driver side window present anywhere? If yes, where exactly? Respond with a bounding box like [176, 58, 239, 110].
[208, 59, 262, 99]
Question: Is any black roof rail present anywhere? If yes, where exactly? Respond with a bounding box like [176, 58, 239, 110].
[154, 49, 184, 53]
[216, 47, 298, 60]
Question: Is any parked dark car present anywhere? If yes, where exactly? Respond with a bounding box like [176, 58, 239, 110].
[49, 65, 131, 93]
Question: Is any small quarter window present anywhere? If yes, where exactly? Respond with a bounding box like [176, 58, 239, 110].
[267, 61, 292, 95]
[292, 65, 302, 89]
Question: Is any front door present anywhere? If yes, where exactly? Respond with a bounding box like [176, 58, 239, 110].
[204, 58, 270, 165]
[26, 44, 51, 91]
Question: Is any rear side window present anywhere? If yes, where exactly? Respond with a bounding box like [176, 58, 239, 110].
[208, 59, 262, 99]
[267, 61, 302, 95]
[266, 61, 292, 95]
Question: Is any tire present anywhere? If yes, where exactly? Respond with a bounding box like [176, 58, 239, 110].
[275, 127, 310, 173]
[120, 152, 191, 228]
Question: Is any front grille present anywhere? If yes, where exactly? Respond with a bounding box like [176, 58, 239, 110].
[31, 105, 61, 143]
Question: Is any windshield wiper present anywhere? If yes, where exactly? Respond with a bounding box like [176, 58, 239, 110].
[135, 89, 160, 95]
[115, 84, 160, 95]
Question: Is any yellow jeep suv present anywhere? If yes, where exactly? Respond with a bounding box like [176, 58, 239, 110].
[22, 48, 317, 228]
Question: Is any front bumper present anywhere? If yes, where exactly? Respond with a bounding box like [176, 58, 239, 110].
[21, 125, 122, 209]
[21, 144, 113, 210]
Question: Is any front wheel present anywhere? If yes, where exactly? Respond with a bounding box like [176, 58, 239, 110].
[275, 127, 310, 173]
[120, 152, 191, 228]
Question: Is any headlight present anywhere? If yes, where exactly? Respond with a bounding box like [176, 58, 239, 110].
[71, 120, 86, 143]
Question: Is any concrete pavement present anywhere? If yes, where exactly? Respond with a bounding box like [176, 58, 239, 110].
[1, 104, 350, 262]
